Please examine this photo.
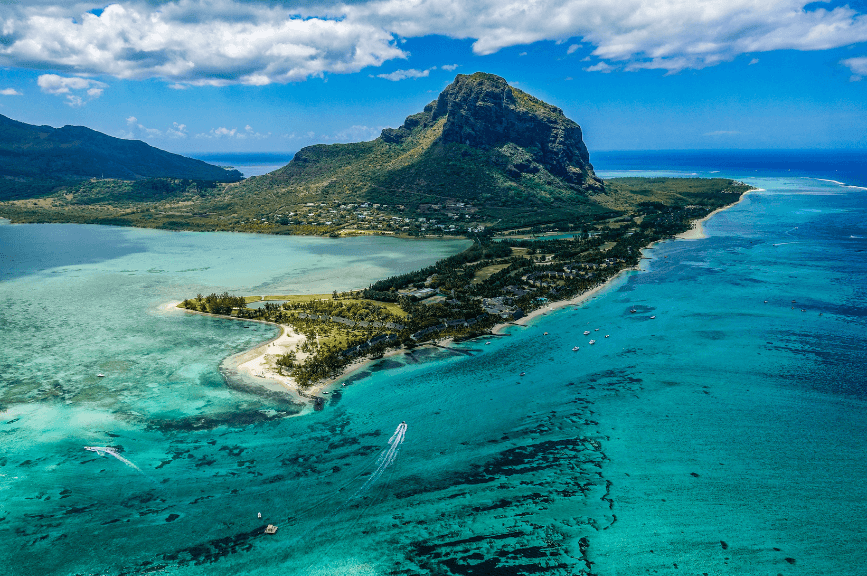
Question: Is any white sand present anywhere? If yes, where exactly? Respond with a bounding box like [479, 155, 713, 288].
[676, 187, 759, 241]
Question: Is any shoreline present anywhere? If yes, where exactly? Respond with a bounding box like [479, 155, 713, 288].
[491, 265, 639, 334]
[168, 187, 758, 408]
[675, 187, 760, 240]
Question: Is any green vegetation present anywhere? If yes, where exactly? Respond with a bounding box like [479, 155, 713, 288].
[176, 176, 751, 389]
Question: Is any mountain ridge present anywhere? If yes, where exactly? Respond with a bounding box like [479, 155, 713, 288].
[0, 114, 242, 183]
[234, 72, 605, 228]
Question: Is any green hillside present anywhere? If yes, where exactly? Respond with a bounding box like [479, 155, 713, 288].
[0, 114, 242, 201]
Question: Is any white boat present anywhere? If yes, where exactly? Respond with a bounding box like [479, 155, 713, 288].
[583, 330, 590, 335]
[572, 346, 579, 351]
[97, 373, 105, 378]
[650, 315, 656, 319]
[589, 340, 596, 345]
[594, 328, 599, 331]
[605, 335, 609, 338]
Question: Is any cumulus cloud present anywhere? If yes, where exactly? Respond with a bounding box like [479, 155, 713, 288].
[842, 56, 867, 81]
[37, 73, 107, 106]
[329, 125, 383, 142]
[749, 58, 760, 65]
[1, 1, 406, 86]
[195, 124, 271, 139]
[0, 0, 865, 83]
[584, 62, 614, 73]
[566, 44, 580, 55]
[346, 0, 867, 72]
[0, 88, 22, 95]
[441, 63, 459, 71]
[376, 68, 432, 80]
[122, 115, 162, 138]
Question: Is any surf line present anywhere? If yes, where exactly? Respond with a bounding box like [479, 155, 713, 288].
[84, 446, 144, 474]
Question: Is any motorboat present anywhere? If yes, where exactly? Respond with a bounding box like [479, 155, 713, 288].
[583, 330, 590, 335]
[97, 373, 105, 378]
[650, 315, 656, 319]
[589, 340, 596, 345]
[572, 346, 579, 351]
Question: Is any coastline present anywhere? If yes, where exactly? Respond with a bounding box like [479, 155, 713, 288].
[491, 265, 639, 335]
[170, 187, 758, 408]
[675, 187, 760, 240]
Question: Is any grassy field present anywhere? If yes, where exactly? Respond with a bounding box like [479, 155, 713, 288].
[472, 263, 512, 284]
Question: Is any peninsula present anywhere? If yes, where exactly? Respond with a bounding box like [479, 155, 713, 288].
[166, 73, 750, 398]
[0, 72, 751, 400]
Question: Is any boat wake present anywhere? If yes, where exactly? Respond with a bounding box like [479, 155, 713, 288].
[84, 446, 144, 474]
[352, 421, 406, 499]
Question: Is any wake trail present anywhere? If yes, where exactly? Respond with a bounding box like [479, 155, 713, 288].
[352, 421, 406, 499]
[84, 446, 146, 475]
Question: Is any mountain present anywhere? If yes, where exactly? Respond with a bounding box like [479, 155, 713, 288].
[0, 114, 242, 182]
[235, 72, 606, 228]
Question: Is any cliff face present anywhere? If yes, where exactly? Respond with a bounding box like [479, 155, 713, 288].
[379, 72, 601, 191]
[238, 71, 606, 229]
[430, 72, 599, 189]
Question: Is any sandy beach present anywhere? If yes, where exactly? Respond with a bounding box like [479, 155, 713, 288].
[676, 187, 760, 240]
[491, 265, 639, 334]
[171, 187, 759, 405]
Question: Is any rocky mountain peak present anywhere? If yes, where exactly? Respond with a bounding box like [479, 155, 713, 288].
[384, 72, 601, 190]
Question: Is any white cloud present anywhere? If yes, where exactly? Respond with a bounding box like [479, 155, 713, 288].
[0, 88, 22, 95]
[328, 125, 383, 142]
[705, 130, 742, 136]
[2, 0, 864, 83]
[842, 56, 867, 81]
[441, 63, 459, 71]
[567, 44, 580, 55]
[376, 68, 432, 81]
[749, 58, 760, 65]
[346, 0, 867, 73]
[122, 116, 191, 139]
[167, 122, 188, 138]
[1, 1, 406, 85]
[195, 125, 271, 139]
[584, 62, 614, 73]
[37, 73, 107, 106]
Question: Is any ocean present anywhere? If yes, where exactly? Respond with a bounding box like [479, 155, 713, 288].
[1, 150, 865, 575]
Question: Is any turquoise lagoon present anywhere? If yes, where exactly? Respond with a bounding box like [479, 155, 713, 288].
[1, 170, 866, 575]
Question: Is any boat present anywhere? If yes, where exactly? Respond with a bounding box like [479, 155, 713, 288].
[543, 332, 548, 335]
[97, 373, 105, 378]
[264, 525, 278, 535]
[572, 346, 579, 351]
[630, 309, 637, 313]
[520, 372, 525, 376]
[605, 335, 609, 338]
[486, 342, 491, 345]
[594, 328, 599, 331]
[583, 330, 590, 335]
[650, 315, 656, 319]
[589, 340, 596, 345]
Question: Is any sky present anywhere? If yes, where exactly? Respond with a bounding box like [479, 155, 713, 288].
[1, 0, 866, 154]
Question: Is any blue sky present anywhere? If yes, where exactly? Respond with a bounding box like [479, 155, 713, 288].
[1, 0, 866, 153]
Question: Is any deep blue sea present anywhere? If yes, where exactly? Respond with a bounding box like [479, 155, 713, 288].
[1, 150, 865, 575]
